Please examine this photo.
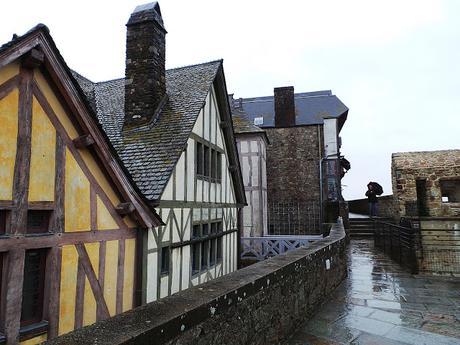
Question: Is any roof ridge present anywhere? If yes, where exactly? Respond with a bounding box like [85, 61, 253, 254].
[238, 90, 333, 103]
[89, 60, 223, 86]
[167, 59, 222, 72]
[71, 69, 95, 84]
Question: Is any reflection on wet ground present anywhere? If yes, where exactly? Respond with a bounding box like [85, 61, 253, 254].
[288, 240, 460, 345]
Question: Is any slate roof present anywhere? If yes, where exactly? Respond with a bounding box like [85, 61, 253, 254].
[230, 104, 265, 135]
[73, 61, 223, 201]
[230, 90, 348, 129]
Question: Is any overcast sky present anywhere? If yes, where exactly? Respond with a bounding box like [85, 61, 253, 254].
[1, 0, 459, 200]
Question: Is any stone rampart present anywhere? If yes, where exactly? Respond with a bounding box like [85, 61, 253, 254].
[46, 221, 347, 345]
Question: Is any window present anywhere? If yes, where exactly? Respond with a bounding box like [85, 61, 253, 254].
[192, 243, 200, 275]
[196, 140, 222, 183]
[201, 241, 209, 269]
[192, 224, 201, 239]
[210, 239, 216, 266]
[217, 153, 222, 180]
[196, 142, 203, 176]
[0, 211, 7, 235]
[21, 249, 46, 326]
[211, 150, 217, 178]
[26, 211, 51, 234]
[211, 222, 217, 234]
[204, 146, 210, 177]
[160, 247, 170, 275]
[202, 223, 209, 236]
[440, 179, 460, 203]
[217, 237, 223, 260]
[191, 220, 224, 275]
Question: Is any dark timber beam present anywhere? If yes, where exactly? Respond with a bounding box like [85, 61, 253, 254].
[219, 121, 229, 129]
[22, 48, 45, 69]
[73, 134, 95, 149]
[116, 202, 135, 216]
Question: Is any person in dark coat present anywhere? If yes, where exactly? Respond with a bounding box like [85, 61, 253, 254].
[365, 182, 378, 217]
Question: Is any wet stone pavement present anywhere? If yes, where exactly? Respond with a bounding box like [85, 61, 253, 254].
[287, 240, 460, 345]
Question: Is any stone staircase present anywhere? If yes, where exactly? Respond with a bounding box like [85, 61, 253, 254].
[349, 218, 375, 238]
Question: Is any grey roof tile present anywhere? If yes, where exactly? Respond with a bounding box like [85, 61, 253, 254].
[75, 61, 222, 201]
[230, 90, 348, 127]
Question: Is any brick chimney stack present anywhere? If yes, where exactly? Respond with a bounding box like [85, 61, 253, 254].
[124, 2, 167, 127]
[274, 86, 295, 127]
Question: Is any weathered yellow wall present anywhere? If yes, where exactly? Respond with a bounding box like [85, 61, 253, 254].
[28, 96, 56, 201]
[0, 89, 18, 200]
[65, 149, 91, 232]
[80, 150, 121, 206]
[59, 245, 78, 335]
[0, 62, 140, 339]
[104, 240, 119, 316]
[34, 71, 78, 140]
[19, 333, 47, 345]
[83, 242, 99, 326]
[97, 196, 118, 230]
[123, 238, 136, 312]
[0, 62, 19, 85]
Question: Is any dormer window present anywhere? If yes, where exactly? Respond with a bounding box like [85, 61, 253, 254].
[254, 117, 263, 126]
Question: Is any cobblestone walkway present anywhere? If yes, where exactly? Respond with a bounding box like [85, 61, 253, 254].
[288, 240, 460, 345]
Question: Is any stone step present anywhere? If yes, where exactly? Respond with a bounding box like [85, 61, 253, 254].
[349, 223, 374, 227]
[350, 232, 374, 238]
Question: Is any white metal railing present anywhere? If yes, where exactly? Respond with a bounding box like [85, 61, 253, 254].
[240, 235, 323, 261]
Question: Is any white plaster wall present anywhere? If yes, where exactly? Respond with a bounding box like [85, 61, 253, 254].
[323, 118, 339, 158]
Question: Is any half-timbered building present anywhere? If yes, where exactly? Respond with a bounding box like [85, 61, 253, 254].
[0, 26, 162, 344]
[230, 103, 268, 238]
[230, 87, 349, 234]
[73, 3, 246, 303]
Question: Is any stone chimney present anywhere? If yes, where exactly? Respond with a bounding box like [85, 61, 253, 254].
[124, 2, 167, 126]
[274, 86, 295, 127]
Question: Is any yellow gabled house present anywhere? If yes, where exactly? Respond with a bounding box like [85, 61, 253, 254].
[0, 25, 162, 344]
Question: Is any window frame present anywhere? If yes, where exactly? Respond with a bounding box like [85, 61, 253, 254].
[191, 219, 224, 277]
[195, 140, 222, 184]
[26, 210, 52, 234]
[20, 248, 47, 327]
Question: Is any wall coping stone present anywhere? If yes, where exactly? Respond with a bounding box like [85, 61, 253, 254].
[46, 221, 346, 345]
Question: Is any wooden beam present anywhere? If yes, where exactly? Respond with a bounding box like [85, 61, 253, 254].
[22, 48, 45, 69]
[46, 246, 62, 339]
[219, 121, 229, 129]
[116, 239, 125, 314]
[116, 202, 135, 216]
[75, 244, 110, 320]
[4, 249, 25, 343]
[0, 228, 136, 252]
[10, 68, 33, 234]
[72, 134, 95, 149]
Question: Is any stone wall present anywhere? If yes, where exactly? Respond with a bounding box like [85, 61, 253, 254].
[265, 125, 322, 233]
[348, 195, 397, 219]
[46, 222, 347, 345]
[392, 150, 460, 218]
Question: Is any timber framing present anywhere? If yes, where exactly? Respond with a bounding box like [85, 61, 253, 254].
[0, 24, 166, 343]
[0, 24, 162, 229]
